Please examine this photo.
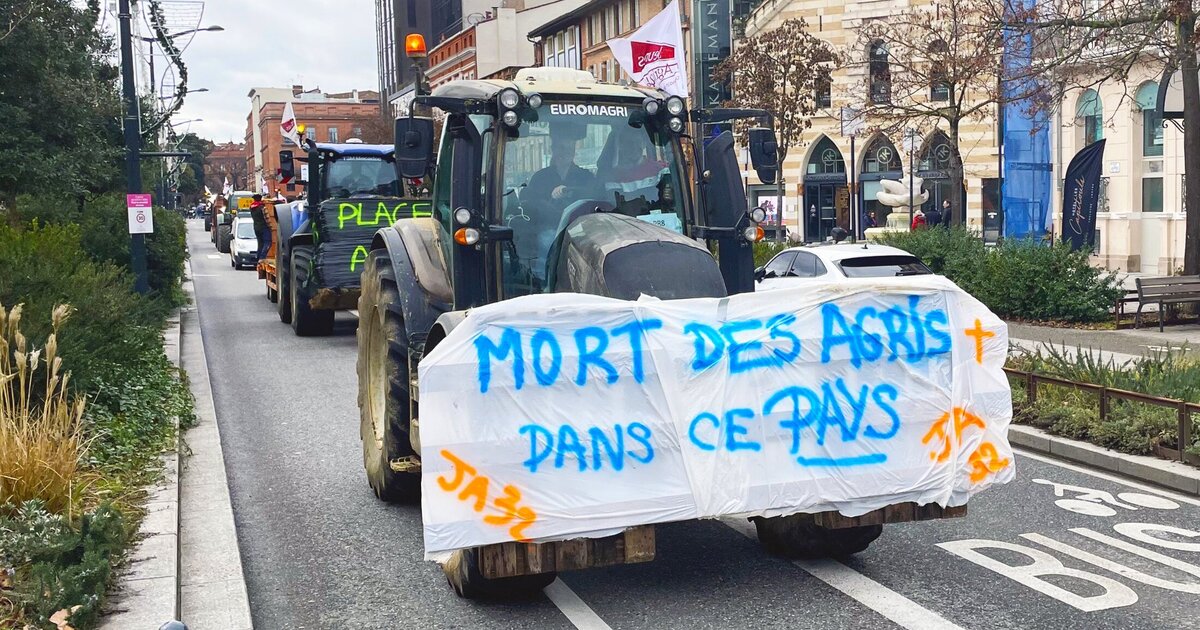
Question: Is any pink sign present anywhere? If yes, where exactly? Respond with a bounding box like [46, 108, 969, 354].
[127, 193, 152, 209]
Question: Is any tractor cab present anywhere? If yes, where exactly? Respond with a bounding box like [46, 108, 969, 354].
[396, 66, 777, 309]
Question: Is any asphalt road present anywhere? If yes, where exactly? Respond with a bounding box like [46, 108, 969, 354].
[187, 221, 1200, 630]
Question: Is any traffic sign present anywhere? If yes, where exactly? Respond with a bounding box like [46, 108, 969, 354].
[127, 193, 154, 234]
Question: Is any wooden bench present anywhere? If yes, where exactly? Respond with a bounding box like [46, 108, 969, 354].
[1135, 275, 1200, 332]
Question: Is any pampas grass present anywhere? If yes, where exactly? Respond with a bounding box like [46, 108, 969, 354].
[0, 302, 87, 516]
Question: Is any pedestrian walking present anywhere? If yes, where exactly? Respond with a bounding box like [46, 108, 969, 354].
[941, 199, 952, 227]
[924, 204, 943, 229]
[911, 208, 927, 230]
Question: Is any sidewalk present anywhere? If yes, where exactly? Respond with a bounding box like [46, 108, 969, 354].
[1006, 320, 1200, 360]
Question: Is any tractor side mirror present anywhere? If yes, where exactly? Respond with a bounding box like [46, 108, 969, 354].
[747, 127, 778, 185]
[754, 267, 767, 282]
[394, 116, 435, 180]
[279, 150, 295, 183]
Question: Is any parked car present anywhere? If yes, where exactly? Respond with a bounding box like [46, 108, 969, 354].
[755, 243, 932, 290]
[229, 216, 259, 270]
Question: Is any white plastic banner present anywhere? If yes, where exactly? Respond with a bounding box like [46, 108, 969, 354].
[418, 276, 1014, 558]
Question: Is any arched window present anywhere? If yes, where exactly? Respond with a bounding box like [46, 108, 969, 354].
[928, 39, 950, 102]
[1137, 81, 1163, 157]
[862, 135, 902, 174]
[1076, 89, 1104, 145]
[869, 40, 890, 104]
[806, 136, 845, 175]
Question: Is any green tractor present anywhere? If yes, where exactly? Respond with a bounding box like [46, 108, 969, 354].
[356, 67, 794, 598]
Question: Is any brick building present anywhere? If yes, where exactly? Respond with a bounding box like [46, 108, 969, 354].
[205, 142, 248, 192]
[244, 86, 383, 195]
[424, 1, 588, 89]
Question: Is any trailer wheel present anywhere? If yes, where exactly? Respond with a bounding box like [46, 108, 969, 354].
[217, 224, 232, 253]
[277, 251, 292, 323]
[752, 514, 882, 559]
[289, 244, 334, 336]
[356, 250, 421, 503]
[443, 548, 556, 600]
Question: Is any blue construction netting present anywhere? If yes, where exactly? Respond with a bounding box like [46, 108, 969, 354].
[1001, 0, 1052, 240]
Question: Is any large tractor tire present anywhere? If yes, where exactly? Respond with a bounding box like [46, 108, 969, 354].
[356, 250, 420, 503]
[289, 244, 334, 336]
[277, 249, 292, 323]
[443, 548, 556, 600]
[752, 513, 882, 559]
[217, 224, 232, 253]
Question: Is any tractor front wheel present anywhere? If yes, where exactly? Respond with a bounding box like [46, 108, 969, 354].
[443, 548, 556, 600]
[752, 513, 882, 559]
[289, 244, 334, 336]
[356, 249, 420, 503]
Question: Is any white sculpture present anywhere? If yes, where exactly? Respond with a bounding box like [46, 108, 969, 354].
[865, 170, 928, 239]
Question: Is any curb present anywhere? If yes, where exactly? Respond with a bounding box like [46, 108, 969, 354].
[176, 256, 254, 629]
[98, 310, 184, 628]
[1010, 424, 1200, 496]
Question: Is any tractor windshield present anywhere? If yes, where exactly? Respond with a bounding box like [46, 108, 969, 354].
[500, 100, 686, 296]
[325, 156, 400, 198]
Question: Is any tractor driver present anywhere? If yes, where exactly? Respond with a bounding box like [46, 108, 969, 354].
[523, 132, 596, 213]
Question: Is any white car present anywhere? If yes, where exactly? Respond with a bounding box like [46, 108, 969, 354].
[229, 216, 259, 270]
[755, 243, 932, 290]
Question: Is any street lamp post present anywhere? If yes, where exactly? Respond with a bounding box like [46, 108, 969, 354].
[118, 0, 149, 294]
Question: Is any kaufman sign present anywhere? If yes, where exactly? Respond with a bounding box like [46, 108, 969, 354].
[417, 277, 1015, 557]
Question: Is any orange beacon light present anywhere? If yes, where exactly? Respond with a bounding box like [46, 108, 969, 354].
[405, 34, 427, 58]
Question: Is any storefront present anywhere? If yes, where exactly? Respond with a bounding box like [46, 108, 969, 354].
[918, 131, 965, 223]
[858, 135, 903, 233]
[803, 136, 847, 242]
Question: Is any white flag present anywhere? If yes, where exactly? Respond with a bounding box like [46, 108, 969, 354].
[280, 100, 302, 147]
[607, 0, 688, 97]
[222, 176, 232, 195]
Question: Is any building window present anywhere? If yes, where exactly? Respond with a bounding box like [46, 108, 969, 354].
[632, 0, 640, 27]
[1143, 177, 1164, 212]
[815, 75, 831, 108]
[1137, 81, 1163, 157]
[929, 39, 950, 102]
[613, 4, 622, 34]
[305, 127, 316, 141]
[869, 40, 890, 104]
[1076, 89, 1103, 145]
[353, 126, 362, 138]
[328, 127, 339, 143]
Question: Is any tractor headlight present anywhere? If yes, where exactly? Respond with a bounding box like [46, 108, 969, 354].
[643, 98, 660, 116]
[455, 227, 482, 246]
[668, 117, 684, 133]
[527, 93, 543, 109]
[498, 88, 521, 110]
[742, 225, 765, 242]
[749, 206, 767, 224]
[502, 110, 520, 127]
[665, 96, 685, 116]
[454, 207, 472, 225]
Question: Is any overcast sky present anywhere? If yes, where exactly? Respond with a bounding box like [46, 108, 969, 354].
[131, 0, 380, 143]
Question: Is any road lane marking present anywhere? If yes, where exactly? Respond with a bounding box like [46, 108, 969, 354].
[720, 517, 965, 630]
[543, 579, 613, 630]
[206, 254, 222, 259]
[1015, 449, 1200, 507]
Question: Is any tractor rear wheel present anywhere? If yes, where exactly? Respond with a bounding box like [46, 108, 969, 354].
[443, 548, 556, 600]
[289, 244, 334, 336]
[752, 513, 882, 559]
[217, 224, 232, 253]
[356, 250, 420, 503]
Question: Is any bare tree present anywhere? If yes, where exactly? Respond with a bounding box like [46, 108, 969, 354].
[715, 18, 838, 241]
[846, 0, 1034, 226]
[999, 0, 1200, 274]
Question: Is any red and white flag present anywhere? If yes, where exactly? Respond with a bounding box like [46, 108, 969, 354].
[280, 101, 302, 148]
[607, 0, 688, 97]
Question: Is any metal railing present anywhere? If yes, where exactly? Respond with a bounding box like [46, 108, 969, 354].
[1004, 367, 1200, 463]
